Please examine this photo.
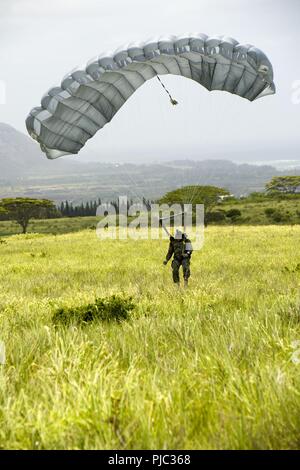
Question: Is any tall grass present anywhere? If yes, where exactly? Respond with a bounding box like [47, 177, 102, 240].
[0, 226, 300, 449]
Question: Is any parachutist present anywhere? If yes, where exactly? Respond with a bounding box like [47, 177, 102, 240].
[163, 229, 193, 286]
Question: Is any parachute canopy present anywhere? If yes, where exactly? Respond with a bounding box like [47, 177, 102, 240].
[26, 33, 275, 159]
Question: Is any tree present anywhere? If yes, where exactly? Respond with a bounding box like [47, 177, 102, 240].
[65, 200, 70, 216]
[0, 198, 56, 234]
[159, 185, 230, 225]
[0, 205, 8, 221]
[226, 208, 242, 222]
[266, 176, 300, 194]
[205, 211, 226, 223]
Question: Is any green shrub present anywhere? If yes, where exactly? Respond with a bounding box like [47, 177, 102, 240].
[52, 294, 135, 326]
[226, 209, 242, 218]
[265, 207, 276, 217]
[205, 211, 226, 223]
[264, 208, 288, 223]
[272, 212, 284, 223]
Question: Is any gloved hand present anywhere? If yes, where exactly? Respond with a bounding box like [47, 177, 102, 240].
[163, 260, 168, 265]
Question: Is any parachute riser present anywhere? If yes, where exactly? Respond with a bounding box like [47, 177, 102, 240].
[159, 211, 187, 237]
[156, 76, 178, 106]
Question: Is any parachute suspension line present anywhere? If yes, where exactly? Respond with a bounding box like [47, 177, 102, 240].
[156, 76, 178, 106]
[159, 212, 185, 238]
[188, 184, 199, 205]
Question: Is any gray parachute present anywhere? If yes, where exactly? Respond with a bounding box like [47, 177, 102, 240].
[26, 33, 275, 159]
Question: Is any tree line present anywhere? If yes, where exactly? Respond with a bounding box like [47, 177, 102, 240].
[0, 176, 299, 234]
[59, 197, 153, 217]
[60, 199, 102, 217]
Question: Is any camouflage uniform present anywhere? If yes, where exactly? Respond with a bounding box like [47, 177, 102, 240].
[165, 233, 192, 284]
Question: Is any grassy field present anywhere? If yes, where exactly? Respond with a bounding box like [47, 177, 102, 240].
[0, 226, 300, 449]
[219, 198, 300, 225]
[0, 216, 99, 237]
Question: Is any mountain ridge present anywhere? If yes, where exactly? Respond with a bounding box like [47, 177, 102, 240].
[1, 122, 299, 202]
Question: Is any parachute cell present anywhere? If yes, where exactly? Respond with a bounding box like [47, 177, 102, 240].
[26, 33, 275, 159]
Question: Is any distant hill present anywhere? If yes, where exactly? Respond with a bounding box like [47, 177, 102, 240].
[0, 122, 82, 179]
[1, 122, 300, 203]
[0, 122, 42, 177]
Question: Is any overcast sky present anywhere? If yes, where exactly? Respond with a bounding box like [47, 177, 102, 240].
[0, 0, 299, 163]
